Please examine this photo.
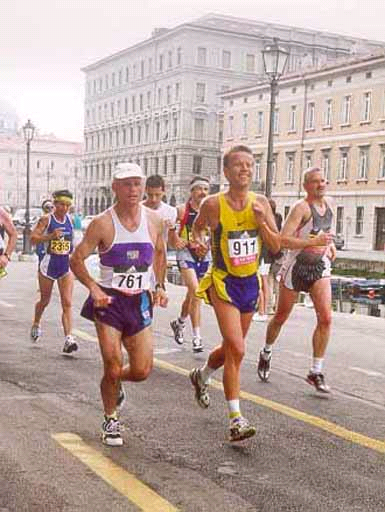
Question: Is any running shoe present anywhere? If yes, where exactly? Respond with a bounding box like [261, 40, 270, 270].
[306, 372, 330, 394]
[101, 416, 123, 446]
[62, 336, 78, 354]
[117, 382, 126, 411]
[229, 416, 256, 442]
[257, 349, 272, 382]
[170, 319, 185, 345]
[192, 336, 203, 353]
[189, 368, 210, 408]
[30, 324, 42, 343]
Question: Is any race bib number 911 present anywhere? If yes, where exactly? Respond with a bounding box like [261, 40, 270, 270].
[228, 230, 258, 266]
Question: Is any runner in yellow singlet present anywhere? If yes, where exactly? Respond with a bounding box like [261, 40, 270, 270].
[189, 145, 280, 442]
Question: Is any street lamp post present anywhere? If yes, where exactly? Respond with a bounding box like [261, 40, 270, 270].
[22, 119, 35, 254]
[262, 39, 289, 198]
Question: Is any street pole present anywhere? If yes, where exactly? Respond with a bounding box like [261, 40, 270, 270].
[265, 78, 277, 199]
[22, 119, 35, 255]
[23, 138, 31, 254]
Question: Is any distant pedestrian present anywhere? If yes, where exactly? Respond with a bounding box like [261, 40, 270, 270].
[0, 206, 17, 279]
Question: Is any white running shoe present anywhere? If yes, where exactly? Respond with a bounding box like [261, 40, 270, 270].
[62, 335, 78, 354]
[170, 319, 185, 345]
[30, 325, 42, 343]
[192, 336, 203, 353]
[229, 416, 256, 442]
[102, 416, 123, 446]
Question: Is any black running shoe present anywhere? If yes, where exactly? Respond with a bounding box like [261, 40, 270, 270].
[306, 372, 330, 394]
[257, 349, 272, 382]
[62, 336, 78, 354]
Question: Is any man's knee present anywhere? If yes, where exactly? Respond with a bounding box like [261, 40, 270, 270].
[130, 362, 152, 381]
[61, 299, 72, 311]
[104, 362, 122, 383]
[224, 339, 245, 363]
[316, 309, 332, 328]
[39, 295, 51, 308]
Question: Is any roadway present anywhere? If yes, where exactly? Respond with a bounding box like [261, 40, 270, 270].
[0, 260, 384, 511]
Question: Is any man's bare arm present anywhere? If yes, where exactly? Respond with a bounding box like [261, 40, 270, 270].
[281, 203, 333, 249]
[1, 208, 17, 258]
[252, 196, 280, 254]
[30, 216, 63, 244]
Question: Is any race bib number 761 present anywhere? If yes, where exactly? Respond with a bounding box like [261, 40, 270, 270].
[111, 271, 151, 292]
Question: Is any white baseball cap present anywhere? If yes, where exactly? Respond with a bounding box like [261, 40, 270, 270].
[113, 162, 144, 180]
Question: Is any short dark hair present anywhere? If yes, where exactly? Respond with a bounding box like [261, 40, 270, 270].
[52, 189, 73, 200]
[189, 176, 209, 187]
[145, 174, 165, 190]
[223, 145, 253, 168]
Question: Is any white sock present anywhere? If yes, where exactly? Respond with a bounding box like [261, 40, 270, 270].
[192, 327, 201, 338]
[311, 357, 324, 374]
[178, 316, 187, 324]
[200, 362, 215, 383]
[263, 343, 272, 353]
[227, 399, 241, 419]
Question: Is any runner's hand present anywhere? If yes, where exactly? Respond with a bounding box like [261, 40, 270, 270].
[50, 227, 65, 240]
[312, 232, 334, 247]
[90, 284, 112, 308]
[153, 288, 168, 308]
[252, 201, 266, 224]
[190, 240, 208, 259]
[174, 237, 187, 250]
[0, 255, 8, 268]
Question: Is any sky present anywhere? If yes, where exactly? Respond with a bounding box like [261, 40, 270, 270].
[1, 0, 385, 142]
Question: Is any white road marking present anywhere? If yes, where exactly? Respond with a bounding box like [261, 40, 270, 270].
[349, 367, 384, 378]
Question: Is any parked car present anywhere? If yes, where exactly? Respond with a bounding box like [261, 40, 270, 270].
[334, 233, 345, 250]
[12, 207, 42, 229]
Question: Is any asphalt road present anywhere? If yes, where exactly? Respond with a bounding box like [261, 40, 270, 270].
[0, 260, 384, 512]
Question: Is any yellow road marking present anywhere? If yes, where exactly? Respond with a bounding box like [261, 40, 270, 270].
[52, 433, 178, 512]
[74, 328, 385, 455]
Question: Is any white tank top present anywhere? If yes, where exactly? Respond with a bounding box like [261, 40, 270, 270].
[98, 206, 155, 295]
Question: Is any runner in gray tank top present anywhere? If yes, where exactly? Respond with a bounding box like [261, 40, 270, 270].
[257, 167, 335, 393]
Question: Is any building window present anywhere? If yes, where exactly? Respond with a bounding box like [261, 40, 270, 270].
[163, 118, 169, 140]
[324, 99, 332, 127]
[173, 154, 177, 174]
[147, 91, 151, 107]
[173, 114, 178, 138]
[193, 155, 202, 174]
[140, 60, 145, 79]
[346, 75, 352, 83]
[155, 121, 160, 141]
[177, 47, 182, 65]
[356, 206, 364, 235]
[122, 129, 126, 146]
[194, 118, 204, 140]
[273, 108, 279, 134]
[175, 82, 180, 102]
[321, 151, 330, 182]
[166, 85, 171, 105]
[131, 95, 136, 113]
[197, 47, 207, 66]
[129, 127, 134, 145]
[196, 82, 206, 103]
[37, 160, 40, 169]
[139, 94, 143, 111]
[379, 146, 385, 178]
[218, 119, 223, 142]
[144, 158, 148, 175]
[366, 71, 372, 79]
[110, 102, 114, 119]
[336, 206, 344, 235]
[228, 115, 234, 138]
[105, 74, 109, 89]
[285, 153, 295, 182]
[242, 113, 248, 136]
[125, 67, 129, 83]
[257, 111, 264, 135]
[157, 88, 162, 105]
[159, 54, 164, 72]
[305, 152, 312, 169]
[137, 125, 141, 144]
[154, 156, 159, 174]
[124, 98, 128, 114]
[112, 73, 115, 87]
[118, 70, 122, 85]
[272, 154, 277, 184]
[222, 50, 231, 69]
[163, 155, 168, 175]
[168, 50, 172, 68]
[306, 102, 315, 130]
[289, 105, 297, 132]
[341, 95, 351, 124]
[358, 147, 369, 179]
[338, 150, 349, 180]
[117, 100, 121, 117]
[246, 54, 255, 73]
[361, 92, 371, 122]
[255, 156, 261, 182]
[145, 122, 149, 143]
[116, 129, 120, 147]
[148, 58, 152, 75]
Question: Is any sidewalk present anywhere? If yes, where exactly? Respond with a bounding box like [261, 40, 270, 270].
[336, 248, 385, 262]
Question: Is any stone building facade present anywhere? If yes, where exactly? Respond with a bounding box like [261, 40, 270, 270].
[222, 51, 385, 251]
[82, 13, 384, 212]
